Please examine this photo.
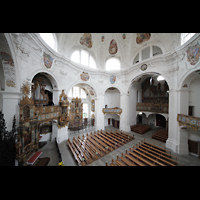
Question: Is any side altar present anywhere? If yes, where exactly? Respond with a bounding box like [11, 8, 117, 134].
[15, 82, 69, 165]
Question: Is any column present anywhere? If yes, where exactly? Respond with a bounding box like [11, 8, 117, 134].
[176, 88, 189, 154]
[120, 93, 131, 132]
[166, 89, 179, 153]
[96, 93, 104, 130]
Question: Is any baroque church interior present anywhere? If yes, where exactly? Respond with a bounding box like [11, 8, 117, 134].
[1, 33, 200, 166]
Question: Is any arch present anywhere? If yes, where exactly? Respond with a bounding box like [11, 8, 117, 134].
[66, 80, 97, 98]
[28, 69, 60, 90]
[127, 71, 171, 95]
[103, 86, 122, 96]
[178, 65, 200, 90]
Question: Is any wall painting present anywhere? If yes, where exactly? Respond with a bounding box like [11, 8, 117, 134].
[136, 33, 151, 45]
[109, 39, 118, 54]
[187, 43, 200, 65]
[80, 72, 90, 81]
[43, 52, 54, 69]
[80, 33, 92, 48]
[110, 75, 116, 84]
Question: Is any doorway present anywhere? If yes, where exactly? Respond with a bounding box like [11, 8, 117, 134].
[156, 114, 166, 128]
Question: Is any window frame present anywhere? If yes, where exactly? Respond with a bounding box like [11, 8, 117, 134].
[105, 57, 121, 71]
[39, 33, 57, 52]
[70, 49, 96, 69]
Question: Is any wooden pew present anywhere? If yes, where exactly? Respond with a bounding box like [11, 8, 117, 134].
[116, 130, 134, 141]
[102, 130, 124, 146]
[120, 153, 136, 166]
[86, 133, 107, 155]
[77, 136, 98, 160]
[125, 150, 147, 166]
[67, 139, 86, 166]
[93, 132, 115, 151]
[82, 134, 102, 157]
[90, 133, 110, 154]
[115, 156, 127, 166]
[98, 131, 120, 148]
[104, 130, 126, 145]
[72, 137, 92, 164]
[110, 130, 130, 143]
[129, 148, 156, 166]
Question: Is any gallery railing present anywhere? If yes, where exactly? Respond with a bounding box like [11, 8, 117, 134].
[136, 103, 168, 114]
[177, 114, 200, 130]
[102, 107, 122, 115]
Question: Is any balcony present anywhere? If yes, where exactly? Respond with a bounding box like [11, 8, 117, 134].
[177, 114, 200, 130]
[102, 107, 122, 115]
[136, 103, 168, 114]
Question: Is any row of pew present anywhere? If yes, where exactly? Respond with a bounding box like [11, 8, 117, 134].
[67, 129, 134, 166]
[106, 139, 184, 166]
[130, 124, 151, 134]
[152, 129, 168, 143]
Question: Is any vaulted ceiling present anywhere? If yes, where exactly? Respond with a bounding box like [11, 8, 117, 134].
[55, 33, 181, 67]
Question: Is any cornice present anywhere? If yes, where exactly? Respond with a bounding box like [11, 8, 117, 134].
[14, 33, 200, 79]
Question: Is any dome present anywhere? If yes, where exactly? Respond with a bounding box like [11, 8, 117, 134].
[54, 33, 181, 70]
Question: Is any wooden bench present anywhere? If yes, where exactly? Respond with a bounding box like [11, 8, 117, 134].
[104, 130, 127, 145]
[86, 133, 107, 155]
[82, 135, 102, 157]
[125, 150, 147, 166]
[152, 129, 168, 142]
[119, 154, 136, 166]
[116, 130, 134, 140]
[98, 131, 120, 148]
[130, 124, 151, 134]
[67, 139, 86, 166]
[94, 132, 115, 151]
[128, 148, 155, 166]
[102, 130, 124, 146]
[90, 133, 110, 154]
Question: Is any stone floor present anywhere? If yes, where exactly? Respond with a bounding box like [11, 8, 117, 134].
[40, 126, 200, 166]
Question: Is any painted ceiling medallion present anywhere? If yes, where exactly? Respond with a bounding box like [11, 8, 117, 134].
[136, 33, 151, 45]
[80, 33, 92, 48]
[141, 64, 148, 71]
[109, 39, 118, 54]
[110, 75, 116, 84]
[101, 35, 105, 42]
[122, 34, 126, 39]
[0, 51, 14, 66]
[80, 72, 90, 81]
[43, 52, 54, 69]
[187, 43, 200, 65]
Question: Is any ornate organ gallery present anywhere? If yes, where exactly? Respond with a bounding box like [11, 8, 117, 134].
[15, 78, 82, 165]
[136, 77, 169, 114]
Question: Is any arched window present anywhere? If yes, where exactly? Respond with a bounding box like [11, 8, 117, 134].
[70, 49, 96, 68]
[105, 57, 121, 71]
[68, 86, 87, 99]
[133, 45, 163, 65]
[39, 33, 57, 51]
[181, 33, 195, 45]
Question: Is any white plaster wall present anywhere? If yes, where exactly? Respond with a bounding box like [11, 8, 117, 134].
[189, 78, 200, 117]
[104, 89, 120, 108]
[1, 33, 200, 154]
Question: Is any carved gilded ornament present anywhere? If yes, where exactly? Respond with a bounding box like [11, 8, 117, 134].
[177, 114, 200, 131]
[21, 82, 31, 96]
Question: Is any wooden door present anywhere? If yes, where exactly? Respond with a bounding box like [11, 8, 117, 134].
[108, 118, 110, 125]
